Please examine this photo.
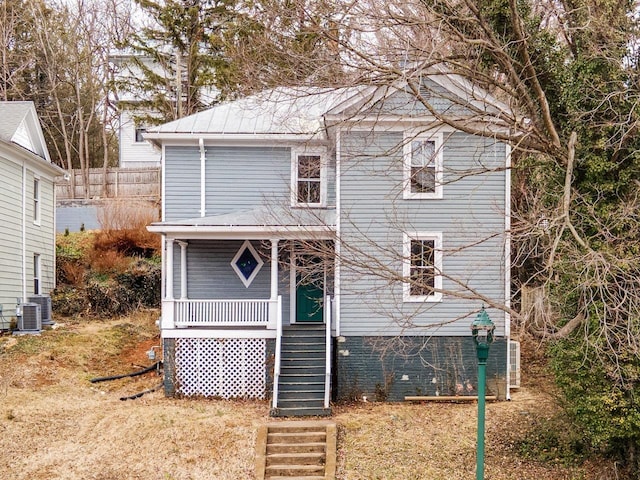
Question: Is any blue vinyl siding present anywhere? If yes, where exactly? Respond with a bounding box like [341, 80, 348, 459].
[339, 130, 506, 337]
[204, 146, 290, 215]
[171, 239, 292, 324]
[165, 145, 336, 221]
[164, 146, 201, 221]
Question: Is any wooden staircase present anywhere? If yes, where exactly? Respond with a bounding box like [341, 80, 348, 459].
[272, 324, 331, 417]
[255, 421, 337, 480]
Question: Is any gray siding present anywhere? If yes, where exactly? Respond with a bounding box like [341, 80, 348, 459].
[164, 145, 336, 221]
[204, 146, 290, 215]
[164, 146, 201, 221]
[339, 130, 506, 337]
[172, 239, 292, 324]
[359, 79, 473, 117]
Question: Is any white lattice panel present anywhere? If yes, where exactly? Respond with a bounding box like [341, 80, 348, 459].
[175, 338, 266, 399]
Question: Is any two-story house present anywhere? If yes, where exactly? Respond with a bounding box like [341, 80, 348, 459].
[0, 102, 65, 327]
[146, 78, 511, 416]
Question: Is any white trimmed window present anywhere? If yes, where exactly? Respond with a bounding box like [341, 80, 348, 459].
[231, 240, 264, 288]
[403, 232, 443, 302]
[134, 126, 147, 143]
[33, 253, 41, 294]
[403, 133, 443, 199]
[292, 149, 326, 207]
[33, 177, 41, 225]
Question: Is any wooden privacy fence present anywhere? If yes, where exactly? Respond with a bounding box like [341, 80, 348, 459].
[56, 167, 160, 200]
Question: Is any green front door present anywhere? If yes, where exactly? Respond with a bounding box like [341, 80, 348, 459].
[295, 255, 324, 322]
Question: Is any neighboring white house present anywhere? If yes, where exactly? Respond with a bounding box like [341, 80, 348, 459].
[0, 102, 65, 324]
[110, 53, 162, 168]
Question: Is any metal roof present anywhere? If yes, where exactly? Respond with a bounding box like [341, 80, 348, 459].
[148, 86, 370, 137]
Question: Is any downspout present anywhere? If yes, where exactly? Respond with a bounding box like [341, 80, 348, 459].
[504, 142, 512, 400]
[334, 129, 341, 337]
[199, 138, 206, 217]
[21, 163, 26, 302]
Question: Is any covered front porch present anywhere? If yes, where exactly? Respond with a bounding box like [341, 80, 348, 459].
[148, 209, 336, 413]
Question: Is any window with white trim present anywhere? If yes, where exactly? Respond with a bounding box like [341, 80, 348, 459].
[33, 253, 41, 294]
[292, 149, 326, 207]
[403, 232, 443, 302]
[403, 133, 443, 199]
[33, 177, 40, 224]
[134, 126, 147, 143]
[231, 240, 264, 288]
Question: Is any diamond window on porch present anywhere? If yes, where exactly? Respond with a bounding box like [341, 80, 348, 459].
[231, 240, 264, 288]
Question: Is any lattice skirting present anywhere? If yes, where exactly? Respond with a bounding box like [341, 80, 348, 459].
[174, 338, 266, 399]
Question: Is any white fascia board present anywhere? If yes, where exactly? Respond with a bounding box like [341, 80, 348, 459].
[143, 132, 326, 147]
[0, 141, 65, 178]
[148, 224, 335, 240]
[161, 328, 277, 339]
[325, 115, 512, 135]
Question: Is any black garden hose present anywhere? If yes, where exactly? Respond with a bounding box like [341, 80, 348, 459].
[90, 361, 162, 383]
[119, 382, 164, 401]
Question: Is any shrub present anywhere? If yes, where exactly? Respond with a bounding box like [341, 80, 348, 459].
[94, 200, 160, 257]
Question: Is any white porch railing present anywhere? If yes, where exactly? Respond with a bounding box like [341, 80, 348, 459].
[173, 298, 277, 327]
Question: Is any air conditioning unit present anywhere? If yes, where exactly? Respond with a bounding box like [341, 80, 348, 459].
[28, 294, 53, 326]
[509, 340, 521, 388]
[18, 303, 41, 333]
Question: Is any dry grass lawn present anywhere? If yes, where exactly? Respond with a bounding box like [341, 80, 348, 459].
[0, 310, 616, 479]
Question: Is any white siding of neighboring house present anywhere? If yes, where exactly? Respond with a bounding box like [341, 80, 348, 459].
[0, 147, 58, 316]
[0, 155, 24, 313]
[119, 110, 161, 168]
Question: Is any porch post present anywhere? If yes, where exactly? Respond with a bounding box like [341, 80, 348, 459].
[177, 241, 188, 299]
[166, 238, 174, 300]
[269, 239, 279, 329]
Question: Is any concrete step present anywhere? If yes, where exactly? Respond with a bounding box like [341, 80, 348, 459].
[279, 373, 325, 383]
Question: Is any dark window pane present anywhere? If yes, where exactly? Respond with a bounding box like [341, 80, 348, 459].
[235, 247, 260, 280]
[298, 155, 321, 178]
[411, 166, 435, 193]
[409, 239, 436, 296]
[411, 140, 435, 167]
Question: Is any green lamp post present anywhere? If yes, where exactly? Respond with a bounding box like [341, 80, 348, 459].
[471, 306, 495, 480]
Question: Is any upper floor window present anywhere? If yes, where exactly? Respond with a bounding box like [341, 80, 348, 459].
[403, 232, 443, 302]
[135, 126, 147, 143]
[33, 177, 40, 225]
[403, 133, 443, 199]
[292, 149, 326, 207]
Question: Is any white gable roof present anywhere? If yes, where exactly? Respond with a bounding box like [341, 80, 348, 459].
[0, 101, 51, 162]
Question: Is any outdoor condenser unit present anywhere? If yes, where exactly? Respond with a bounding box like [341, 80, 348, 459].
[28, 294, 53, 326]
[18, 303, 42, 332]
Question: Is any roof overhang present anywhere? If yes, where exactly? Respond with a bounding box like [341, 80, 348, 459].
[147, 223, 335, 240]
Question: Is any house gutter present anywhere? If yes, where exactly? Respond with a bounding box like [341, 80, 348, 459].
[199, 138, 206, 217]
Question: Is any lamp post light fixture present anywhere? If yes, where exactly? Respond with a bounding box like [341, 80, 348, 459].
[471, 306, 495, 480]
